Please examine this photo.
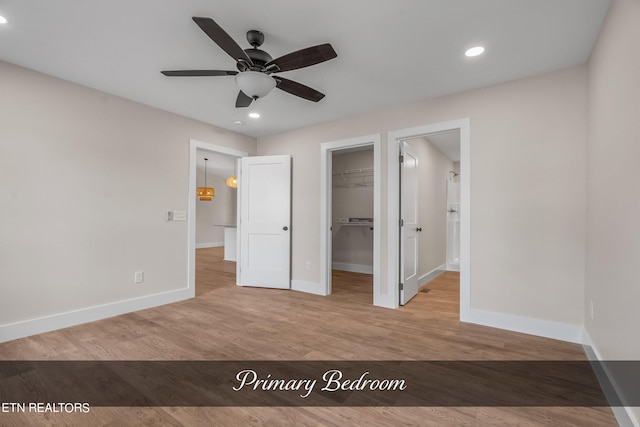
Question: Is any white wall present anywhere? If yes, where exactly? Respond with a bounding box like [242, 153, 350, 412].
[586, 0, 640, 420]
[586, 0, 640, 359]
[407, 137, 454, 278]
[0, 60, 256, 331]
[331, 149, 374, 270]
[258, 64, 587, 327]
[195, 171, 237, 247]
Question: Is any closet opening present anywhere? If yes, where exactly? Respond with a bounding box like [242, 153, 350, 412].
[330, 146, 375, 303]
[319, 134, 381, 306]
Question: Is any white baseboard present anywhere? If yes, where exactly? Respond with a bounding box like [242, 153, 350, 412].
[446, 263, 460, 272]
[331, 262, 373, 274]
[582, 330, 639, 427]
[461, 308, 584, 344]
[196, 242, 224, 249]
[0, 288, 194, 344]
[291, 280, 326, 296]
[418, 264, 446, 287]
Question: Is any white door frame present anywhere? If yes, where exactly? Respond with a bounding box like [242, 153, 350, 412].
[320, 134, 381, 303]
[386, 119, 470, 317]
[188, 139, 248, 294]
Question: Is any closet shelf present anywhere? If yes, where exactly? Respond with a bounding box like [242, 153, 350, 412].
[332, 167, 374, 188]
[332, 222, 374, 235]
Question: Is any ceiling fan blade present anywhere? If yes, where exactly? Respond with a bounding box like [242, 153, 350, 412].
[274, 77, 325, 102]
[192, 17, 253, 66]
[236, 91, 253, 108]
[161, 70, 238, 77]
[266, 43, 337, 72]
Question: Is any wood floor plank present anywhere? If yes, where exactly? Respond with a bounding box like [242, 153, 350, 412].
[0, 247, 618, 426]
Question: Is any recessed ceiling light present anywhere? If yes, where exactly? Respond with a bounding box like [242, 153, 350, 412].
[248, 112, 260, 119]
[233, 120, 243, 125]
[0, 15, 7, 24]
[465, 46, 485, 57]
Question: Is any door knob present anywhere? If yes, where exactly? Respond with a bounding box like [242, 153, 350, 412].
[416, 227, 422, 232]
[283, 226, 289, 231]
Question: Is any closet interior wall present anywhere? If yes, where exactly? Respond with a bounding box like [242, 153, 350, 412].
[331, 148, 375, 274]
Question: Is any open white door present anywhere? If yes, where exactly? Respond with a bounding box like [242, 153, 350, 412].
[400, 141, 420, 305]
[237, 155, 291, 289]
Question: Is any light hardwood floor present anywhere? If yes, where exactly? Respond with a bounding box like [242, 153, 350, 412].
[0, 248, 617, 426]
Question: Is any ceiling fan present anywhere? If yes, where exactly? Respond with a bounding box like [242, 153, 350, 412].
[161, 17, 337, 108]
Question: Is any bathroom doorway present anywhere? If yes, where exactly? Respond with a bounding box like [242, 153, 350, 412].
[387, 118, 470, 315]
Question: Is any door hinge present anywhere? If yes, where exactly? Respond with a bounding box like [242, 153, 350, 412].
[400, 219, 404, 227]
[399, 283, 404, 291]
[399, 155, 404, 163]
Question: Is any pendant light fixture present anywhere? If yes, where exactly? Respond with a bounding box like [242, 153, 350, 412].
[197, 158, 214, 201]
[226, 160, 238, 189]
[226, 176, 238, 189]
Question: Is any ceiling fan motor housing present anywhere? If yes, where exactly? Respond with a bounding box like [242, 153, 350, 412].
[241, 47, 273, 70]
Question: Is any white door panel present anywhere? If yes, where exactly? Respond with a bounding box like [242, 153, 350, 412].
[400, 141, 420, 305]
[238, 155, 291, 289]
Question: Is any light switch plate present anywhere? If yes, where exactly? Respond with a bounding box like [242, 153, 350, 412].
[173, 211, 187, 221]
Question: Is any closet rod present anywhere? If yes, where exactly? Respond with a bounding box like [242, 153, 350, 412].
[332, 167, 374, 175]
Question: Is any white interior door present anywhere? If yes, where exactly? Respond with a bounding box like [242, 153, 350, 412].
[237, 155, 291, 289]
[400, 141, 420, 305]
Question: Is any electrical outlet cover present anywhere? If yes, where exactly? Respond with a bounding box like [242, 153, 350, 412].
[135, 271, 144, 283]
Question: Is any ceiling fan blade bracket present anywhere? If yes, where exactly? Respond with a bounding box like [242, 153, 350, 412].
[265, 64, 280, 73]
[236, 60, 251, 72]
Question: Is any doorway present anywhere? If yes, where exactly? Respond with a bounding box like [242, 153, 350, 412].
[387, 119, 470, 317]
[188, 139, 247, 295]
[331, 147, 374, 274]
[320, 134, 381, 304]
[331, 147, 375, 300]
[399, 131, 461, 305]
[193, 148, 240, 296]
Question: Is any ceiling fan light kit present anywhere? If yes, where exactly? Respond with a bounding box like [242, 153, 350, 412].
[235, 71, 276, 99]
[161, 17, 337, 108]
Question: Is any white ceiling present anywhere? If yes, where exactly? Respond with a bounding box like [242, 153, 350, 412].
[0, 1, 610, 138]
